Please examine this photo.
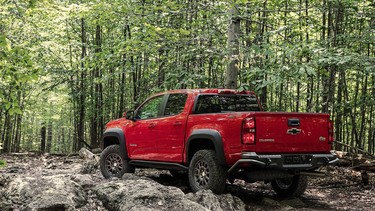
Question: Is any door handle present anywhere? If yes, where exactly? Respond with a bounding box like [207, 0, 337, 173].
[173, 121, 182, 126]
[148, 123, 156, 128]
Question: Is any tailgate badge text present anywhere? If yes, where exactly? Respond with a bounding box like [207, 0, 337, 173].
[259, 139, 275, 142]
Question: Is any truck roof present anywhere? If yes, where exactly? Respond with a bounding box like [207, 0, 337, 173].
[161, 89, 256, 95]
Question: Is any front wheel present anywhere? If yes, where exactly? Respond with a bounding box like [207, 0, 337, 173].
[99, 145, 135, 179]
[271, 175, 308, 198]
[188, 150, 227, 194]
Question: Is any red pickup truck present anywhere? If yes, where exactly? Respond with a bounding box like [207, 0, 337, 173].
[100, 89, 338, 197]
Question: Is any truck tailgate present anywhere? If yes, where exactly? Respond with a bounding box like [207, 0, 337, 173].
[252, 112, 331, 154]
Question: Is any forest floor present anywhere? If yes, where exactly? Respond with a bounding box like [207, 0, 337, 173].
[0, 152, 374, 211]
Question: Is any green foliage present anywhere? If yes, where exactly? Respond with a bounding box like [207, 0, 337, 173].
[0, 160, 6, 168]
[0, 0, 374, 154]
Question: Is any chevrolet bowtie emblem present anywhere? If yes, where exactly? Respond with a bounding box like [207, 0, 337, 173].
[287, 128, 301, 135]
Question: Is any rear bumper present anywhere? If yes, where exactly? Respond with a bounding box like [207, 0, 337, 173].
[228, 152, 339, 173]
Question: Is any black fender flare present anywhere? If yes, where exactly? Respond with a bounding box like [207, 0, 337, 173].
[186, 129, 226, 165]
[101, 128, 129, 159]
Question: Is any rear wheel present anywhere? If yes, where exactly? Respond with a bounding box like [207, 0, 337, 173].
[99, 145, 135, 179]
[188, 150, 227, 194]
[271, 175, 308, 198]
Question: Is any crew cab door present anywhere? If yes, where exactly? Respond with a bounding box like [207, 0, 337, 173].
[155, 93, 188, 162]
[127, 95, 165, 160]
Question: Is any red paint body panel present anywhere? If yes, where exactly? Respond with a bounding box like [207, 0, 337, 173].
[252, 112, 331, 154]
[185, 112, 254, 165]
[103, 89, 333, 167]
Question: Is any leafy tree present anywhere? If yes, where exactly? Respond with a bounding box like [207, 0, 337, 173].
[0, 0, 374, 155]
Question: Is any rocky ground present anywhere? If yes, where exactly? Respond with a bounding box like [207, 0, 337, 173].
[0, 152, 374, 211]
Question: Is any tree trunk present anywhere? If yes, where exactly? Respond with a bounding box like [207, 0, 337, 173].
[225, 5, 240, 89]
[335, 70, 344, 150]
[77, 17, 87, 152]
[46, 122, 52, 153]
[369, 75, 375, 154]
[158, 49, 165, 87]
[40, 123, 46, 153]
[90, 24, 102, 149]
[260, 0, 268, 107]
[3, 113, 12, 152]
[61, 127, 66, 153]
[12, 114, 22, 152]
[359, 76, 368, 149]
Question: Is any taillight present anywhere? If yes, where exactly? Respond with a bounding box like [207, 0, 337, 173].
[328, 120, 334, 144]
[242, 118, 256, 144]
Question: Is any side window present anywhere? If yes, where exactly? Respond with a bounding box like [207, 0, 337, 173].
[164, 94, 187, 116]
[135, 95, 164, 120]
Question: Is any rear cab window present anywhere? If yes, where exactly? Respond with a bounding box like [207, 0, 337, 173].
[194, 94, 260, 114]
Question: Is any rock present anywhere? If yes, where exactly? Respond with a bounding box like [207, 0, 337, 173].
[217, 193, 246, 211]
[79, 148, 99, 174]
[92, 148, 102, 154]
[0, 174, 11, 187]
[79, 148, 98, 161]
[186, 190, 246, 211]
[95, 178, 208, 211]
[0, 175, 87, 210]
[186, 190, 221, 210]
[70, 174, 95, 188]
[122, 173, 149, 181]
[281, 198, 306, 208]
[79, 189, 106, 211]
[261, 197, 280, 207]
[261, 198, 295, 211]
[80, 160, 98, 174]
[7, 166, 23, 173]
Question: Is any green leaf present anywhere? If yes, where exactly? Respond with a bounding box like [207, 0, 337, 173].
[0, 159, 7, 167]
[9, 107, 22, 115]
[0, 35, 6, 47]
[5, 103, 11, 110]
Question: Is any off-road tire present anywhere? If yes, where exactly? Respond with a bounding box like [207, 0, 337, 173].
[188, 150, 227, 194]
[99, 145, 135, 179]
[271, 175, 308, 198]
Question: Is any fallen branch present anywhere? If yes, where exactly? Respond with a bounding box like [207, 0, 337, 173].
[335, 141, 375, 158]
[353, 163, 375, 173]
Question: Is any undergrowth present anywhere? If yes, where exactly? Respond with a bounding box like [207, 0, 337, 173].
[0, 159, 7, 168]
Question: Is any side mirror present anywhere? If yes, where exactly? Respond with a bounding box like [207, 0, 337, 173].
[123, 110, 134, 120]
